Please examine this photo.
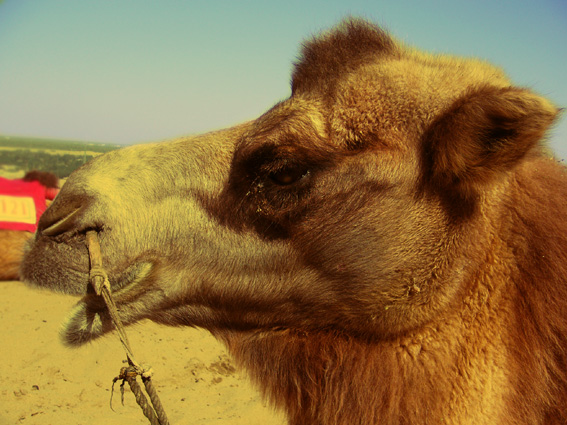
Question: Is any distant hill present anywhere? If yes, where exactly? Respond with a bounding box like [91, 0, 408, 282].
[0, 135, 122, 178]
[0, 135, 121, 152]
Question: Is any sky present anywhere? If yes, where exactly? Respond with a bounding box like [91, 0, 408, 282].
[0, 0, 566, 157]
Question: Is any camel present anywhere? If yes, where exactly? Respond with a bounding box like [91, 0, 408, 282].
[0, 171, 59, 280]
[21, 19, 567, 424]
[0, 230, 32, 280]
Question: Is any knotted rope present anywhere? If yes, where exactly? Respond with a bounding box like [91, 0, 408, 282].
[86, 231, 171, 425]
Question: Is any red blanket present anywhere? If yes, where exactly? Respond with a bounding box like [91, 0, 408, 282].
[0, 177, 49, 233]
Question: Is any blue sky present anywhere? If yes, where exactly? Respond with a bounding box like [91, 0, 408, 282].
[0, 0, 566, 157]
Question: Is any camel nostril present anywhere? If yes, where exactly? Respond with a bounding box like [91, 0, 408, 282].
[40, 206, 83, 237]
[37, 190, 95, 237]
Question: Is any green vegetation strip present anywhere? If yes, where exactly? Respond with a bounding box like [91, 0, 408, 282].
[0, 135, 122, 178]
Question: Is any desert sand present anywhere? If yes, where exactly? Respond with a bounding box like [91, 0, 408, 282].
[0, 280, 286, 425]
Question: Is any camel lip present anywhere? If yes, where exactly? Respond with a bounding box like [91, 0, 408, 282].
[83, 260, 155, 302]
[24, 224, 156, 300]
[79, 292, 108, 311]
[61, 297, 113, 346]
[60, 260, 156, 346]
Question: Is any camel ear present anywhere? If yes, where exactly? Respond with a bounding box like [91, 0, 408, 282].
[425, 86, 558, 200]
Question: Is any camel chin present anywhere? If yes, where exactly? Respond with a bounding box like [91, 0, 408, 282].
[61, 297, 111, 346]
[60, 260, 155, 346]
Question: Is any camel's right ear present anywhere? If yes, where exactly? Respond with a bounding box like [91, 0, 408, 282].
[424, 86, 558, 202]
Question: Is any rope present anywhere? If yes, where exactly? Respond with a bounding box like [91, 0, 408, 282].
[86, 231, 171, 425]
[125, 369, 161, 425]
[143, 375, 171, 425]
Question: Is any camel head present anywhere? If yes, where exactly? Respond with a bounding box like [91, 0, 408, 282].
[21, 19, 557, 346]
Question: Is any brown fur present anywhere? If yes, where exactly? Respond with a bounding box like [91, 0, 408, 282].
[21, 170, 59, 189]
[0, 230, 32, 280]
[21, 19, 566, 424]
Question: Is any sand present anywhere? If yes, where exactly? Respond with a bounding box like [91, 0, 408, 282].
[0, 280, 286, 425]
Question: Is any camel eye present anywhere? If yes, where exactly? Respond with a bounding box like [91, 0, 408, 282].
[269, 165, 309, 186]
